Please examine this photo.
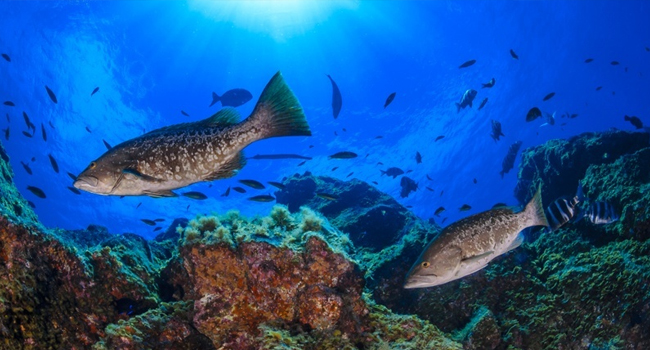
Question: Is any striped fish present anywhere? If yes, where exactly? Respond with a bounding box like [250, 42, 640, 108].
[582, 201, 618, 225]
[546, 182, 584, 231]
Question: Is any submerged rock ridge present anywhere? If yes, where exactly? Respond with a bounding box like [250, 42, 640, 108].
[0, 139, 460, 349]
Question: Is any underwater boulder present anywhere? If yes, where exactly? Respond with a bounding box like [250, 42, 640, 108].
[275, 172, 417, 251]
[515, 130, 649, 208]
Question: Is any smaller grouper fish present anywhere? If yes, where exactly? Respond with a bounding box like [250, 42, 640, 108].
[74, 71, 311, 197]
[404, 186, 548, 288]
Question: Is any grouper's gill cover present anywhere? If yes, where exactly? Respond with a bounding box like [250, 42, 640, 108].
[73, 71, 311, 197]
[404, 186, 548, 289]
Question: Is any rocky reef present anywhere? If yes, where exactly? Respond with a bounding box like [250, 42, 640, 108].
[1, 129, 649, 349]
[0, 139, 460, 349]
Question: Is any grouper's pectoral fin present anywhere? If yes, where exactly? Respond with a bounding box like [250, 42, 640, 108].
[457, 251, 494, 277]
[205, 152, 247, 181]
[143, 190, 178, 198]
[123, 168, 165, 183]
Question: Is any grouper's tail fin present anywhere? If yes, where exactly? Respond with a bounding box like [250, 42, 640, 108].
[524, 185, 549, 228]
[248, 71, 311, 140]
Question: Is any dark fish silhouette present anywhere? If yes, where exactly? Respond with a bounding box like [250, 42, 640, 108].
[434, 206, 445, 216]
[221, 186, 231, 197]
[154, 218, 165, 222]
[23, 112, 35, 132]
[459, 59, 476, 68]
[141, 219, 156, 226]
[405, 170, 413, 174]
[510, 49, 519, 59]
[610, 61, 619, 66]
[425, 186, 434, 192]
[73, 72, 310, 197]
[500, 140, 522, 178]
[543, 92, 555, 101]
[298, 160, 306, 166]
[374, 135, 383, 139]
[384, 92, 396, 108]
[624, 115, 643, 129]
[482, 78, 495, 88]
[426, 174, 432, 181]
[86, 126, 92, 133]
[328, 151, 357, 159]
[136, 202, 142, 209]
[209, 88, 253, 108]
[1, 53, 9, 62]
[267, 181, 285, 190]
[381, 167, 404, 178]
[490, 120, 505, 142]
[248, 195, 275, 202]
[27, 186, 46, 198]
[239, 179, 265, 189]
[459, 204, 472, 211]
[473, 178, 477, 184]
[102, 139, 112, 150]
[27, 201, 36, 208]
[49, 121, 54, 129]
[67, 186, 81, 195]
[248, 154, 312, 160]
[346, 172, 354, 178]
[3, 101, 15, 107]
[2, 128, 9, 140]
[372, 181, 378, 185]
[584, 58, 593, 63]
[67, 172, 77, 181]
[22, 131, 32, 138]
[455, 89, 477, 113]
[331, 167, 339, 171]
[400, 176, 418, 198]
[316, 192, 339, 200]
[20, 161, 32, 175]
[48, 154, 59, 173]
[596, 86, 602, 91]
[182, 191, 208, 200]
[91, 87, 99, 96]
[41, 123, 47, 141]
[45, 85, 58, 104]
[415, 151, 422, 164]
[478, 97, 488, 110]
[526, 107, 542, 122]
[435, 135, 444, 142]
[327, 75, 342, 119]
[181, 110, 189, 117]
[153, 227, 163, 232]
[233, 186, 246, 193]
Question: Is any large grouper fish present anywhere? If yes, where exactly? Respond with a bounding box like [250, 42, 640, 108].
[404, 186, 548, 288]
[74, 71, 311, 197]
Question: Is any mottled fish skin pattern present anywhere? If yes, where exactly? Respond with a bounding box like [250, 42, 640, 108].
[99, 120, 261, 195]
[430, 208, 528, 261]
[74, 71, 310, 196]
[405, 187, 546, 288]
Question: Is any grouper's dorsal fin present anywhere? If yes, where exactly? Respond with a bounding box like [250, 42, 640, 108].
[142, 109, 240, 137]
[202, 108, 240, 127]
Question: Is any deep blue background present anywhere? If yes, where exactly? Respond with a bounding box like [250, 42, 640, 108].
[1, 1, 648, 239]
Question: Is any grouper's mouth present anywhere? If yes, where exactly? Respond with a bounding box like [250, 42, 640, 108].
[73, 175, 99, 190]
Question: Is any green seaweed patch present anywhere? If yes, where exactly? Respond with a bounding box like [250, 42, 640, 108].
[178, 205, 355, 261]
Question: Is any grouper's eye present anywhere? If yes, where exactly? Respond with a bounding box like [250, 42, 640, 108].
[421, 261, 431, 268]
[90, 162, 97, 169]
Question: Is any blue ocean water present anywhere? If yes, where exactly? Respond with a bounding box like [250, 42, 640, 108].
[0, 1, 648, 239]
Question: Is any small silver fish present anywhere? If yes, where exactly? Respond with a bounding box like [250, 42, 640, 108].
[74, 72, 311, 197]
